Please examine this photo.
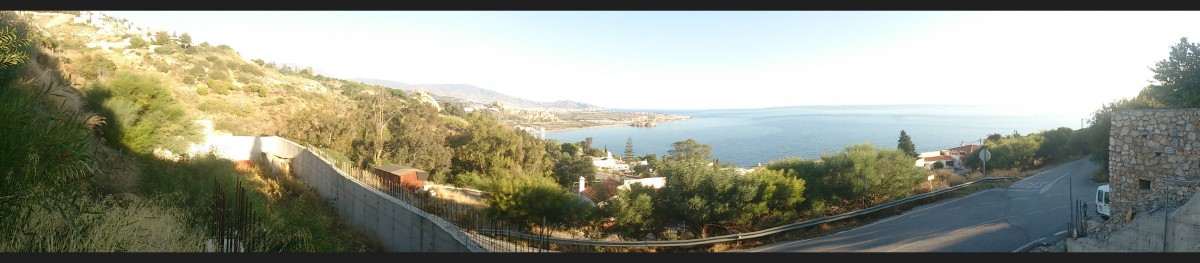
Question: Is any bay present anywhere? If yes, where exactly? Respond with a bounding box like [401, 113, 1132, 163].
[544, 105, 1087, 168]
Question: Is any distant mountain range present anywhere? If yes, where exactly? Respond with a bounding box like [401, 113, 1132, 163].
[352, 78, 603, 111]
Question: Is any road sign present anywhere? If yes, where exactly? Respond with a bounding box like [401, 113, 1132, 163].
[979, 149, 991, 162]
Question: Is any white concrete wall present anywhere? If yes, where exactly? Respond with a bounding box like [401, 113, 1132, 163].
[197, 135, 484, 252]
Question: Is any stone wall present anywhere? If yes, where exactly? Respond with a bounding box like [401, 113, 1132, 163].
[1108, 109, 1200, 224]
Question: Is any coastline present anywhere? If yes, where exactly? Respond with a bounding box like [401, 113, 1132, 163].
[543, 116, 694, 133]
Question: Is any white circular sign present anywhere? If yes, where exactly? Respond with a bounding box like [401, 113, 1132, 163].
[979, 149, 991, 162]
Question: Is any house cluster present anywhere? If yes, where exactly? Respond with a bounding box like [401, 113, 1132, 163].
[591, 150, 634, 172]
[514, 125, 546, 140]
[914, 142, 981, 171]
[577, 175, 667, 205]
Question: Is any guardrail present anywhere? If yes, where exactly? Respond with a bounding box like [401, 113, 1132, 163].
[476, 176, 1013, 248]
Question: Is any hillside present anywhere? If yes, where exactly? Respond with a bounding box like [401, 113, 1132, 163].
[18, 11, 417, 138]
[352, 78, 604, 111]
[1, 11, 381, 252]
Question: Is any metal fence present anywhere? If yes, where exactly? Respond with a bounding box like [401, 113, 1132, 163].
[208, 178, 259, 252]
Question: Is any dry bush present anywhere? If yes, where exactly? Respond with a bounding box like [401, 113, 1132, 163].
[87, 146, 142, 194]
[0, 193, 206, 252]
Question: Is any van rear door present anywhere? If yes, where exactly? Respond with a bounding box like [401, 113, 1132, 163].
[1096, 184, 1111, 219]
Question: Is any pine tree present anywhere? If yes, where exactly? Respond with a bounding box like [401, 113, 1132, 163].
[624, 136, 635, 160]
[898, 130, 917, 157]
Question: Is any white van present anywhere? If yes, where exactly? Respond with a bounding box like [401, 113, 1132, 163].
[1096, 184, 1111, 219]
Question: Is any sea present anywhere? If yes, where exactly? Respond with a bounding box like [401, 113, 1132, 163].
[544, 105, 1088, 168]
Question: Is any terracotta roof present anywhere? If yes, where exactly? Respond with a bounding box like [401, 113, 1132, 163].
[924, 155, 953, 162]
[948, 144, 981, 155]
[581, 178, 622, 202]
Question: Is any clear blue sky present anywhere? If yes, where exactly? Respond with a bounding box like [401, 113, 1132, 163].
[103, 11, 1200, 118]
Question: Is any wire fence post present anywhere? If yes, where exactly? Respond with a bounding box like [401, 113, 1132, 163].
[1163, 182, 1168, 253]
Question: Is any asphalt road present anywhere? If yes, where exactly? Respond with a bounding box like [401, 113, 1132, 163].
[741, 158, 1102, 252]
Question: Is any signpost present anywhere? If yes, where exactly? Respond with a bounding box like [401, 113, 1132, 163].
[927, 174, 935, 191]
[979, 149, 991, 178]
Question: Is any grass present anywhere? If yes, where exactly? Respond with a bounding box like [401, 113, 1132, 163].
[0, 193, 207, 252]
[137, 152, 379, 252]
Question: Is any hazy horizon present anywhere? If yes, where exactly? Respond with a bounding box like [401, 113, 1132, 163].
[101, 11, 1200, 119]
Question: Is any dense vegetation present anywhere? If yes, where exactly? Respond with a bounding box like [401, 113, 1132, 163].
[10, 10, 1200, 251]
[1, 11, 375, 252]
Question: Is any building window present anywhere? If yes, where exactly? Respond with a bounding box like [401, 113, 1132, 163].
[1139, 179, 1151, 190]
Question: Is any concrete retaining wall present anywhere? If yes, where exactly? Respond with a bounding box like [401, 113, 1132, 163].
[194, 135, 483, 252]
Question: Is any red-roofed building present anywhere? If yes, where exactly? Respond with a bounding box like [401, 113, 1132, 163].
[579, 178, 622, 205]
[948, 144, 981, 157]
[946, 143, 981, 169]
[922, 155, 953, 169]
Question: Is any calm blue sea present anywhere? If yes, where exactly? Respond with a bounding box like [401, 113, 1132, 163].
[545, 105, 1087, 168]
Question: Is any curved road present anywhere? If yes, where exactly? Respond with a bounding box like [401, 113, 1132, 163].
[741, 158, 1102, 252]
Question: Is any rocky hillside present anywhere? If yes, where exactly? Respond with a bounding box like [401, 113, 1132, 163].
[353, 78, 604, 111]
[19, 11, 408, 137]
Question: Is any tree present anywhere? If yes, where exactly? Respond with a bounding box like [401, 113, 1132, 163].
[127, 35, 147, 49]
[933, 162, 945, 169]
[153, 31, 171, 45]
[668, 138, 712, 162]
[178, 32, 192, 48]
[986, 133, 1003, 142]
[1141, 37, 1200, 107]
[389, 102, 453, 174]
[553, 154, 595, 188]
[481, 175, 594, 227]
[1035, 127, 1076, 164]
[654, 157, 807, 237]
[561, 142, 580, 157]
[578, 137, 603, 157]
[449, 111, 552, 178]
[366, 95, 401, 167]
[897, 130, 917, 157]
[601, 183, 658, 238]
[624, 136, 635, 161]
[765, 144, 923, 211]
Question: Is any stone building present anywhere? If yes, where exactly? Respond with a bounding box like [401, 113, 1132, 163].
[1108, 109, 1200, 224]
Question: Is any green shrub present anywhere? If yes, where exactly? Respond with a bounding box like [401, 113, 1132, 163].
[153, 45, 175, 55]
[206, 79, 233, 95]
[209, 70, 228, 81]
[236, 73, 252, 84]
[195, 86, 208, 95]
[0, 84, 101, 241]
[128, 35, 147, 49]
[77, 53, 117, 80]
[238, 62, 264, 77]
[186, 66, 205, 79]
[249, 84, 266, 97]
[84, 71, 201, 154]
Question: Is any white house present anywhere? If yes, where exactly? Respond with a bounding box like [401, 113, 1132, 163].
[612, 161, 630, 171]
[618, 177, 666, 190]
[592, 150, 628, 171]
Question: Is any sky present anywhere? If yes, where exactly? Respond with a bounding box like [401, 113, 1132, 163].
[101, 11, 1200, 119]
